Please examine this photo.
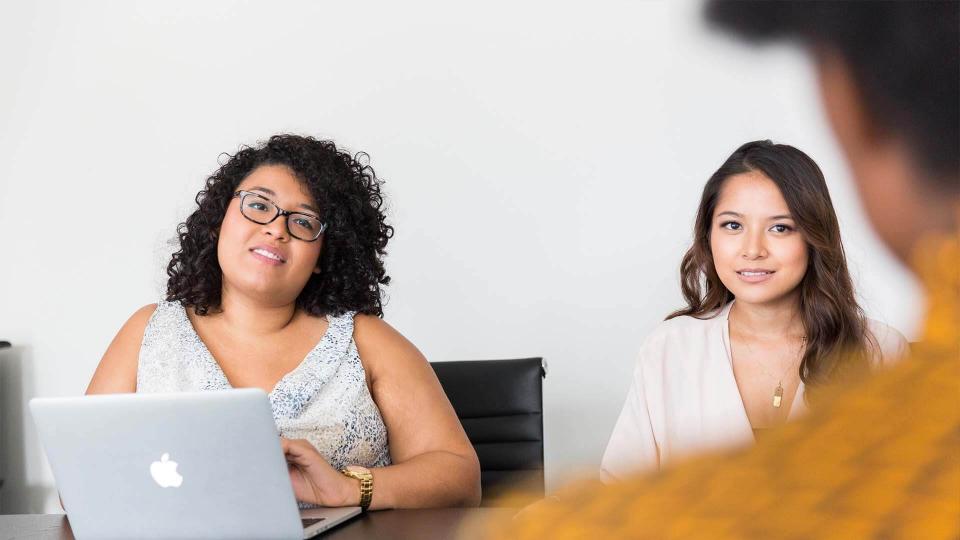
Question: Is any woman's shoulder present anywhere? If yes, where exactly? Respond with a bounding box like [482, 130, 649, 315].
[643, 308, 726, 346]
[135, 302, 160, 318]
[88, 303, 160, 394]
[352, 313, 423, 355]
[124, 303, 161, 334]
[107, 303, 160, 347]
[352, 314, 414, 351]
[865, 318, 911, 366]
[140, 300, 194, 332]
[633, 307, 727, 369]
[350, 314, 429, 384]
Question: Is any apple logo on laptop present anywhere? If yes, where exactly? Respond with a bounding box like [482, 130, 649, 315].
[150, 453, 183, 488]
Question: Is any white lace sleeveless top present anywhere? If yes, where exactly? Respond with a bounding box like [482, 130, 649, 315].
[137, 300, 391, 470]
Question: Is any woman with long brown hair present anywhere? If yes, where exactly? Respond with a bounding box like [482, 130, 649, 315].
[601, 140, 908, 479]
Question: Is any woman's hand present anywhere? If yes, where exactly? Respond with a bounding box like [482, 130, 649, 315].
[280, 438, 360, 507]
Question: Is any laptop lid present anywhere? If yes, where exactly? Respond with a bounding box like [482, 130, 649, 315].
[31, 389, 307, 540]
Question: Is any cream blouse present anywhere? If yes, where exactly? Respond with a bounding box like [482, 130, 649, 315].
[600, 302, 909, 480]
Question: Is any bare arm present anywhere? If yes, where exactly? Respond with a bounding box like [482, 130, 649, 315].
[355, 315, 481, 509]
[86, 304, 157, 395]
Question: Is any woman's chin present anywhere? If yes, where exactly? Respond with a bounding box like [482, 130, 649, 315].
[730, 288, 797, 307]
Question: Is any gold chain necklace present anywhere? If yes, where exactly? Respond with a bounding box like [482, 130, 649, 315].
[733, 325, 807, 409]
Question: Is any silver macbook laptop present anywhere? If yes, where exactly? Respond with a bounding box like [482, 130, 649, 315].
[30, 389, 361, 539]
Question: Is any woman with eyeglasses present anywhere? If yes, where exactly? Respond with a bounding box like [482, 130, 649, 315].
[600, 140, 909, 480]
[87, 134, 481, 509]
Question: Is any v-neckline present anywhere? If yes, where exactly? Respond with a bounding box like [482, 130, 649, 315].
[180, 304, 333, 397]
[719, 301, 806, 440]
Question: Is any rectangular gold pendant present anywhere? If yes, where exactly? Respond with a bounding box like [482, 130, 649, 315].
[773, 385, 784, 408]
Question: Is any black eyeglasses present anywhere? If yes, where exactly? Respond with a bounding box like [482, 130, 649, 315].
[233, 190, 327, 242]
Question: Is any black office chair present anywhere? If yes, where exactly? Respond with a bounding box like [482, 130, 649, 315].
[431, 357, 546, 507]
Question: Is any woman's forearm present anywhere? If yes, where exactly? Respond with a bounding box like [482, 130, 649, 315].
[366, 450, 481, 509]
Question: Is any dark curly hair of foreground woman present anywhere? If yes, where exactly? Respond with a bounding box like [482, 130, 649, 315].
[166, 134, 393, 317]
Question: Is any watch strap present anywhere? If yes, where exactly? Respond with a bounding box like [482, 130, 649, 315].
[341, 468, 373, 510]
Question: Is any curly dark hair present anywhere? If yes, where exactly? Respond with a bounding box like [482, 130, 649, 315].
[166, 134, 393, 317]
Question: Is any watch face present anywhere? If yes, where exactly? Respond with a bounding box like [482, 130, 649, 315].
[346, 465, 371, 475]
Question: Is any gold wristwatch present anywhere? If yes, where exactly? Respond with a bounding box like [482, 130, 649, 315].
[341, 465, 373, 510]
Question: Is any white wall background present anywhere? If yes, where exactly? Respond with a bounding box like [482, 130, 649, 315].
[0, 0, 922, 514]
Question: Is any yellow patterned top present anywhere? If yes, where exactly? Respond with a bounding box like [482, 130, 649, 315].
[478, 231, 960, 539]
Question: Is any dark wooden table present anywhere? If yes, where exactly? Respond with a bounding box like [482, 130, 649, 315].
[0, 508, 513, 540]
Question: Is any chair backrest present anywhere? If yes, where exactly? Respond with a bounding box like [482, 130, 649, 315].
[431, 357, 546, 506]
